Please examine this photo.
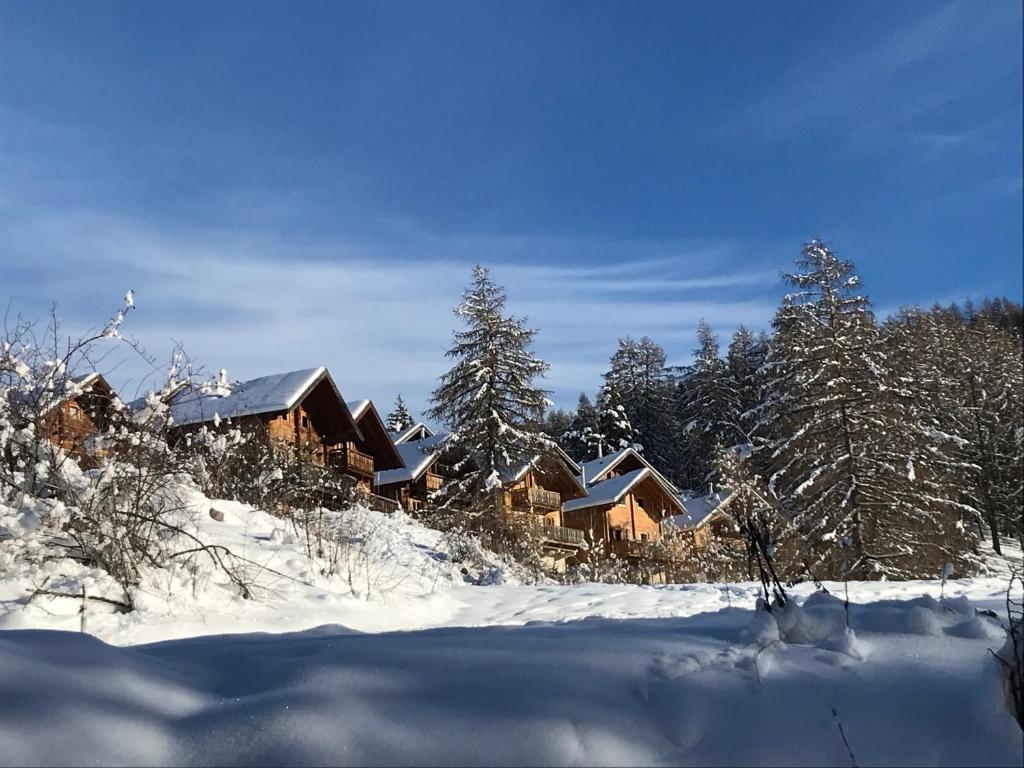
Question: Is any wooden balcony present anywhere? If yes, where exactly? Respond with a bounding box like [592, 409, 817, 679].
[363, 492, 402, 514]
[330, 446, 374, 478]
[510, 486, 561, 511]
[424, 472, 445, 492]
[610, 538, 671, 560]
[539, 524, 584, 547]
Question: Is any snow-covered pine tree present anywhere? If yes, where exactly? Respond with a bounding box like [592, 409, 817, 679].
[426, 266, 553, 558]
[385, 394, 415, 433]
[675, 320, 744, 489]
[727, 324, 767, 439]
[561, 392, 599, 461]
[603, 336, 675, 473]
[593, 380, 638, 457]
[884, 306, 1023, 553]
[759, 240, 972, 580]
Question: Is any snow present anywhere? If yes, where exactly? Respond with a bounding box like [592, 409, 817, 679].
[664, 488, 734, 531]
[563, 467, 649, 512]
[578, 446, 680, 494]
[374, 432, 450, 486]
[1, 481, 1021, 765]
[344, 399, 371, 421]
[132, 367, 349, 429]
[389, 422, 436, 445]
[1, 581, 1020, 766]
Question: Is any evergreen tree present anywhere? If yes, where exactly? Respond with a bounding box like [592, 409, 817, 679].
[726, 324, 767, 438]
[603, 336, 675, 473]
[594, 380, 638, 456]
[427, 266, 552, 555]
[759, 240, 972, 579]
[385, 394, 415, 433]
[541, 407, 573, 442]
[561, 392, 599, 461]
[884, 307, 1023, 552]
[676, 320, 743, 488]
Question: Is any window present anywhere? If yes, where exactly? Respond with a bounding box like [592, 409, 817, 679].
[640, 532, 649, 542]
[636, 497, 645, 509]
[613, 528, 624, 541]
[302, 415, 309, 428]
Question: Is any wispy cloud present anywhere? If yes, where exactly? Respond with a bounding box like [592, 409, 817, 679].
[726, 1, 1016, 151]
[0, 204, 782, 416]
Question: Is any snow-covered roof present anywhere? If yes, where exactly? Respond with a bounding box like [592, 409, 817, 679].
[390, 423, 436, 445]
[578, 453, 622, 485]
[36, 372, 119, 416]
[345, 399, 371, 421]
[563, 468, 649, 512]
[578, 447, 679, 494]
[491, 444, 587, 500]
[663, 488, 734, 532]
[375, 433, 450, 486]
[160, 368, 359, 442]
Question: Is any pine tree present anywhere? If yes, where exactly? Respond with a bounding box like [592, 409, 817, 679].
[603, 336, 674, 473]
[427, 266, 552, 554]
[726, 324, 767, 438]
[594, 380, 638, 456]
[759, 240, 972, 579]
[561, 392, 599, 461]
[385, 394, 415, 433]
[676, 320, 743, 489]
[884, 306, 1023, 553]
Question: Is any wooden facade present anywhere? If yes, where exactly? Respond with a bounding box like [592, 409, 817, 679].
[374, 433, 452, 513]
[501, 452, 589, 566]
[42, 374, 117, 467]
[341, 401, 405, 510]
[562, 471, 683, 552]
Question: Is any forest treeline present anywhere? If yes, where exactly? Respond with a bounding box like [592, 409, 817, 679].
[533, 242, 1022, 578]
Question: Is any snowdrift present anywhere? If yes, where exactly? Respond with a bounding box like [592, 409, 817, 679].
[0, 594, 1020, 767]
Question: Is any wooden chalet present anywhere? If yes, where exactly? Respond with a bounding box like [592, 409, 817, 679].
[374, 429, 452, 513]
[147, 367, 376, 484]
[343, 400, 406, 506]
[662, 485, 771, 551]
[389, 422, 436, 445]
[562, 447, 685, 564]
[42, 373, 119, 466]
[499, 447, 589, 568]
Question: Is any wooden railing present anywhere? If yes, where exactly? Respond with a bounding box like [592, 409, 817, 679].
[610, 539, 665, 559]
[510, 486, 561, 511]
[364, 492, 401, 514]
[539, 524, 584, 546]
[330, 446, 374, 477]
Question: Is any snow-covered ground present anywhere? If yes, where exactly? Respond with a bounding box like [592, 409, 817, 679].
[1, 493, 1021, 765]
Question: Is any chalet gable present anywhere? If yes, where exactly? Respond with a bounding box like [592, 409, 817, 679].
[578, 447, 679, 495]
[564, 466, 685, 516]
[345, 399, 404, 471]
[390, 423, 435, 445]
[375, 432, 450, 486]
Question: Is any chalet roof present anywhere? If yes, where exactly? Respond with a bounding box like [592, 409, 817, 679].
[345, 400, 371, 420]
[36, 372, 119, 417]
[563, 468, 650, 512]
[578, 447, 679, 494]
[375, 432, 450, 486]
[346, 399, 404, 471]
[496, 445, 588, 500]
[390, 423, 436, 445]
[159, 367, 361, 442]
[663, 488, 735, 532]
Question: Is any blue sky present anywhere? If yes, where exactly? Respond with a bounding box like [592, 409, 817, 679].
[1, 1, 1021, 416]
